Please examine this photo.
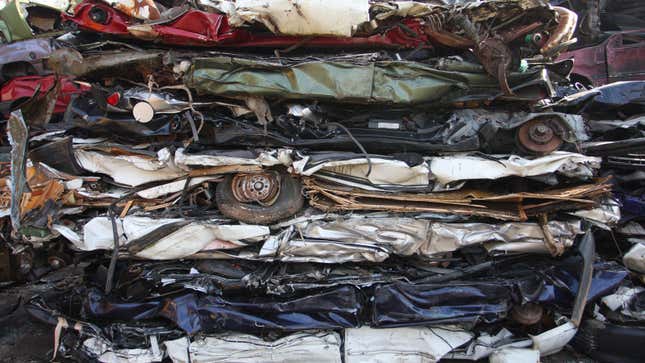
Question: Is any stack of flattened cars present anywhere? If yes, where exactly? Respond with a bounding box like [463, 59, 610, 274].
[0, 1, 643, 362]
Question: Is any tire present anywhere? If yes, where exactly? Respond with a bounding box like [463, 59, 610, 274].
[216, 173, 304, 224]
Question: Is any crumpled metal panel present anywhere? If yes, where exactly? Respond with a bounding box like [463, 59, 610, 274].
[290, 151, 600, 190]
[0, 0, 33, 41]
[165, 331, 342, 363]
[372, 281, 514, 327]
[186, 56, 553, 104]
[425, 221, 582, 255]
[257, 219, 582, 263]
[292, 153, 430, 190]
[371, 258, 629, 327]
[301, 217, 430, 256]
[55, 215, 269, 258]
[428, 151, 601, 185]
[73, 148, 186, 187]
[260, 232, 391, 263]
[344, 326, 473, 363]
[82, 336, 164, 363]
[0, 75, 90, 115]
[84, 286, 362, 334]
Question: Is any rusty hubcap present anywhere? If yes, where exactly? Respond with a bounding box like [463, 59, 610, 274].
[231, 172, 280, 206]
[517, 118, 564, 154]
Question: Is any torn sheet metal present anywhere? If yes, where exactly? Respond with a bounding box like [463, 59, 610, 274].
[601, 286, 645, 321]
[303, 177, 612, 221]
[165, 331, 342, 363]
[0, 2, 636, 361]
[344, 326, 473, 363]
[135, 176, 218, 199]
[20, 164, 65, 218]
[74, 149, 186, 187]
[71, 258, 410, 296]
[567, 198, 621, 229]
[292, 154, 429, 190]
[198, 0, 564, 59]
[291, 151, 600, 190]
[445, 328, 532, 360]
[129, 223, 269, 260]
[8, 111, 28, 232]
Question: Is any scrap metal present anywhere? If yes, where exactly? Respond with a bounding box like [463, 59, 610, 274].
[0, 1, 643, 362]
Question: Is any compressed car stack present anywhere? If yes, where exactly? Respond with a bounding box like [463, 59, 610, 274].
[0, 0, 643, 362]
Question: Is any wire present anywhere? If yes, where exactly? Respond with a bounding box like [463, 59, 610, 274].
[328, 122, 373, 177]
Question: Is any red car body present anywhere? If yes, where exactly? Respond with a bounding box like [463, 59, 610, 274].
[0, 75, 90, 114]
[558, 30, 645, 86]
[62, 0, 429, 49]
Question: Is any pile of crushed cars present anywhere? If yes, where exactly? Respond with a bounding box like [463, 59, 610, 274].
[1, 0, 644, 362]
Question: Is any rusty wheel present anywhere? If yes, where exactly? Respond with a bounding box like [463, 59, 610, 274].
[216, 172, 304, 224]
[516, 117, 564, 155]
[231, 172, 281, 206]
